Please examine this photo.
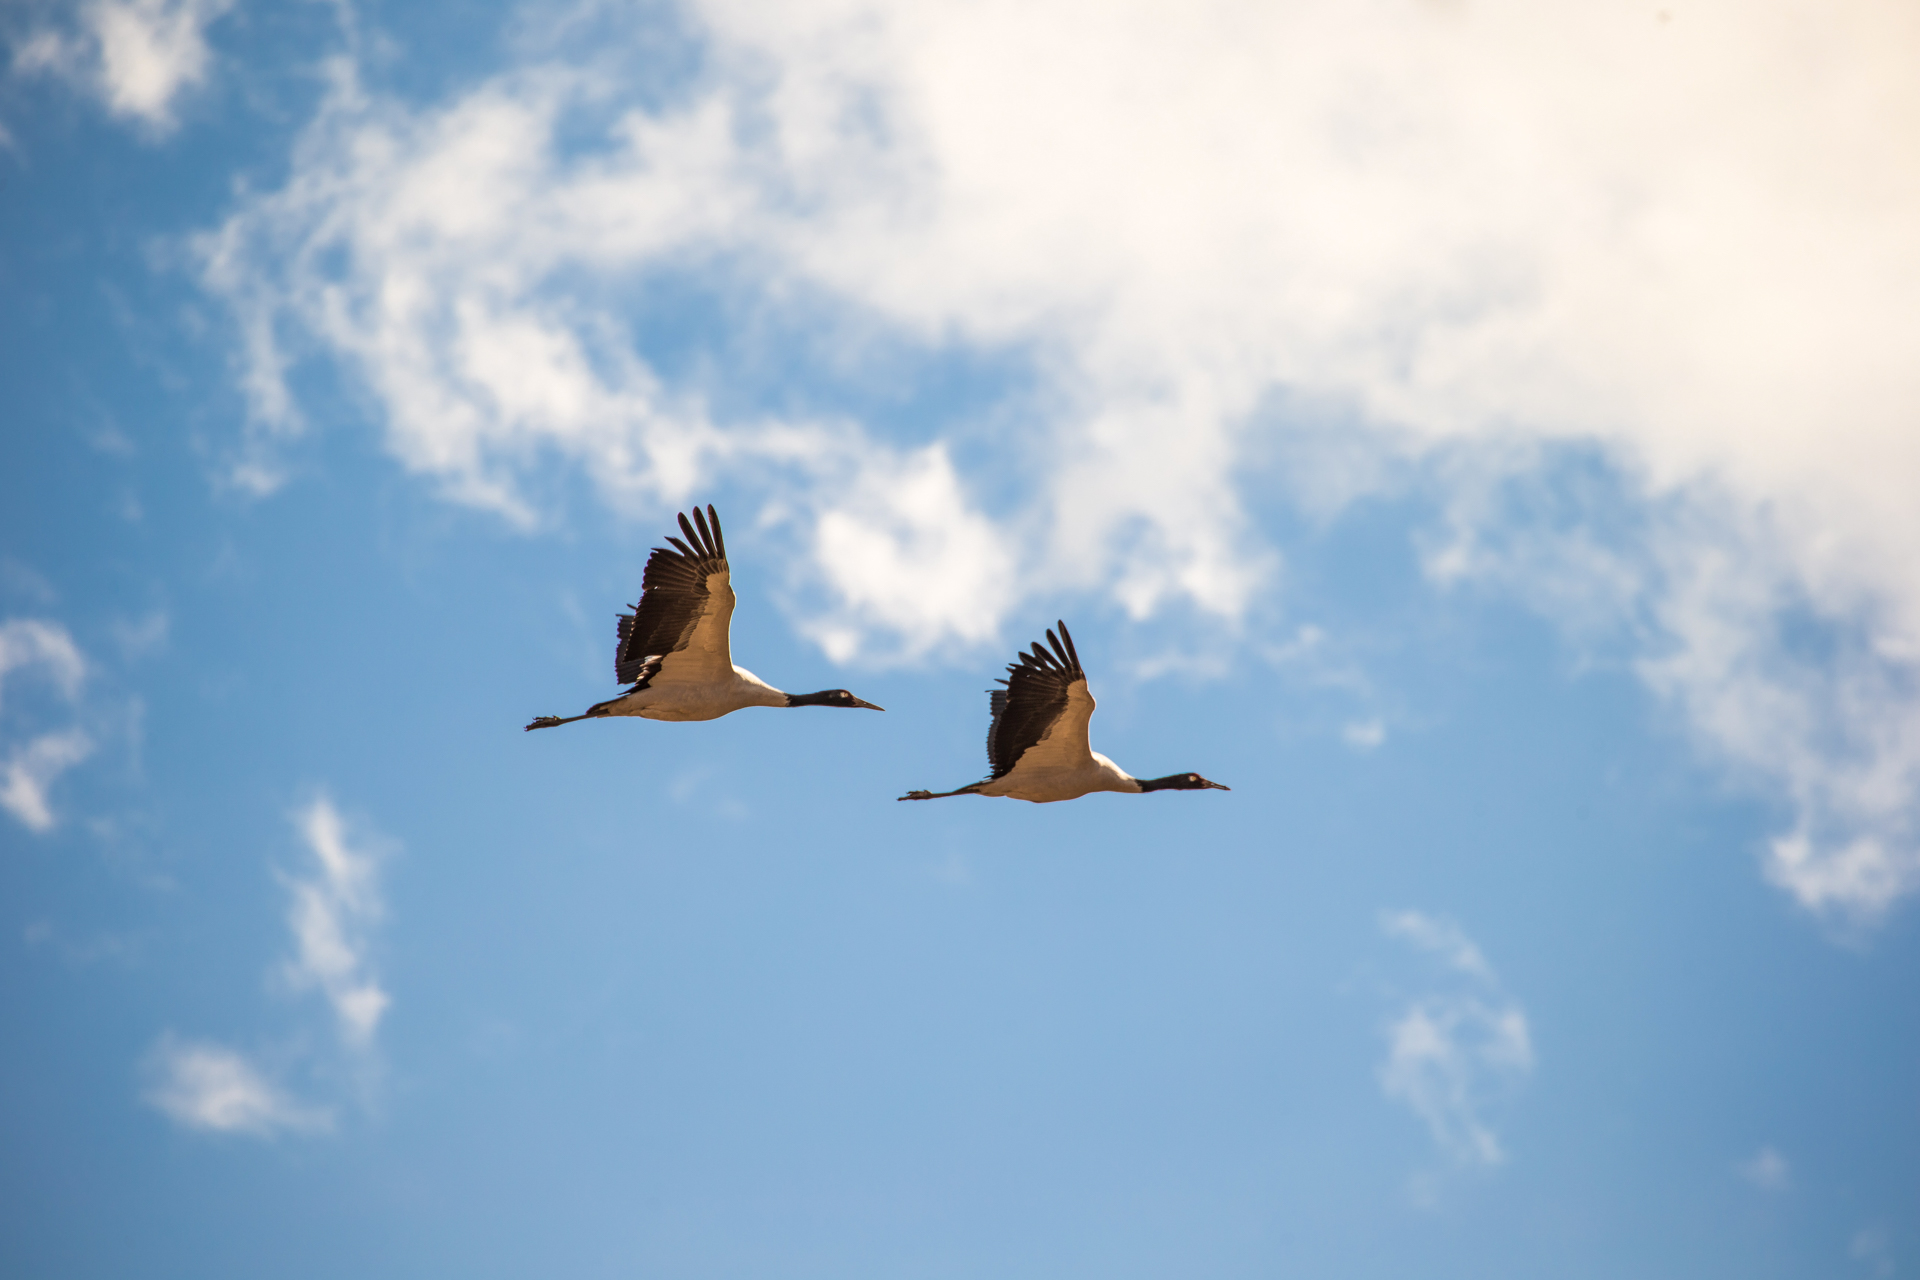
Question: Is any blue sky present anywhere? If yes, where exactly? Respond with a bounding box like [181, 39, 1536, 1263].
[4, 0, 1919, 1275]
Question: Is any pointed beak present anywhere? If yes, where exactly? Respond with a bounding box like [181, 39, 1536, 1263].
[1205, 780, 1231, 790]
[852, 698, 885, 711]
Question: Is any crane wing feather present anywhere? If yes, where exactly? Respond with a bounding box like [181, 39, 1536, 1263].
[984, 620, 1094, 779]
[614, 504, 736, 687]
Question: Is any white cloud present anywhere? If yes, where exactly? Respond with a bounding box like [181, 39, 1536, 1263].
[1380, 1001, 1531, 1167]
[1381, 909, 1495, 984]
[1738, 1145, 1790, 1192]
[202, 0, 1920, 916]
[283, 796, 391, 1049]
[0, 619, 94, 833]
[1377, 910, 1531, 1167]
[11, 0, 231, 133]
[1, 729, 95, 833]
[0, 619, 86, 707]
[794, 443, 1016, 663]
[1634, 517, 1920, 924]
[144, 1036, 331, 1136]
[87, 0, 229, 126]
[146, 796, 394, 1137]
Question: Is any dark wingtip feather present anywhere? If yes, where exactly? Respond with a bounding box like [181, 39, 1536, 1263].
[1045, 626, 1073, 669]
[677, 511, 700, 552]
[1056, 620, 1082, 673]
[690, 505, 716, 558]
[707, 504, 726, 560]
[665, 535, 695, 558]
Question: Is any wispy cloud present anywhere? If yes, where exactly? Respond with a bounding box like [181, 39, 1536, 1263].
[11, 0, 231, 134]
[1, 729, 95, 833]
[199, 0, 1920, 916]
[146, 795, 395, 1137]
[282, 796, 391, 1048]
[1381, 910, 1496, 985]
[0, 619, 86, 704]
[0, 619, 94, 833]
[1636, 521, 1920, 925]
[1377, 910, 1532, 1168]
[1342, 719, 1386, 752]
[143, 1036, 331, 1136]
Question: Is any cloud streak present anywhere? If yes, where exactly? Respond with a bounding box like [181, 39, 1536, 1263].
[283, 796, 391, 1048]
[200, 0, 1920, 916]
[144, 1036, 331, 1136]
[1, 729, 95, 833]
[0, 619, 86, 704]
[0, 619, 94, 833]
[1378, 910, 1532, 1168]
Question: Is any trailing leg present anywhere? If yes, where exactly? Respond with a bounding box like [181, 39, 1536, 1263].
[897, 783, 985, 801]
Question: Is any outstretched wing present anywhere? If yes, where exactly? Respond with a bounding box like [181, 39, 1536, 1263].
[984, 620, 1094, 779]
[615, 505, 735, 688]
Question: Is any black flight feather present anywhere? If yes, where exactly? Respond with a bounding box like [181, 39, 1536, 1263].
[984, 619, 1086, 779]
[614, 504, 729, 687]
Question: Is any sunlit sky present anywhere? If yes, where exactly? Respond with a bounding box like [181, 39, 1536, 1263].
[4, 0, 1918, 1275]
